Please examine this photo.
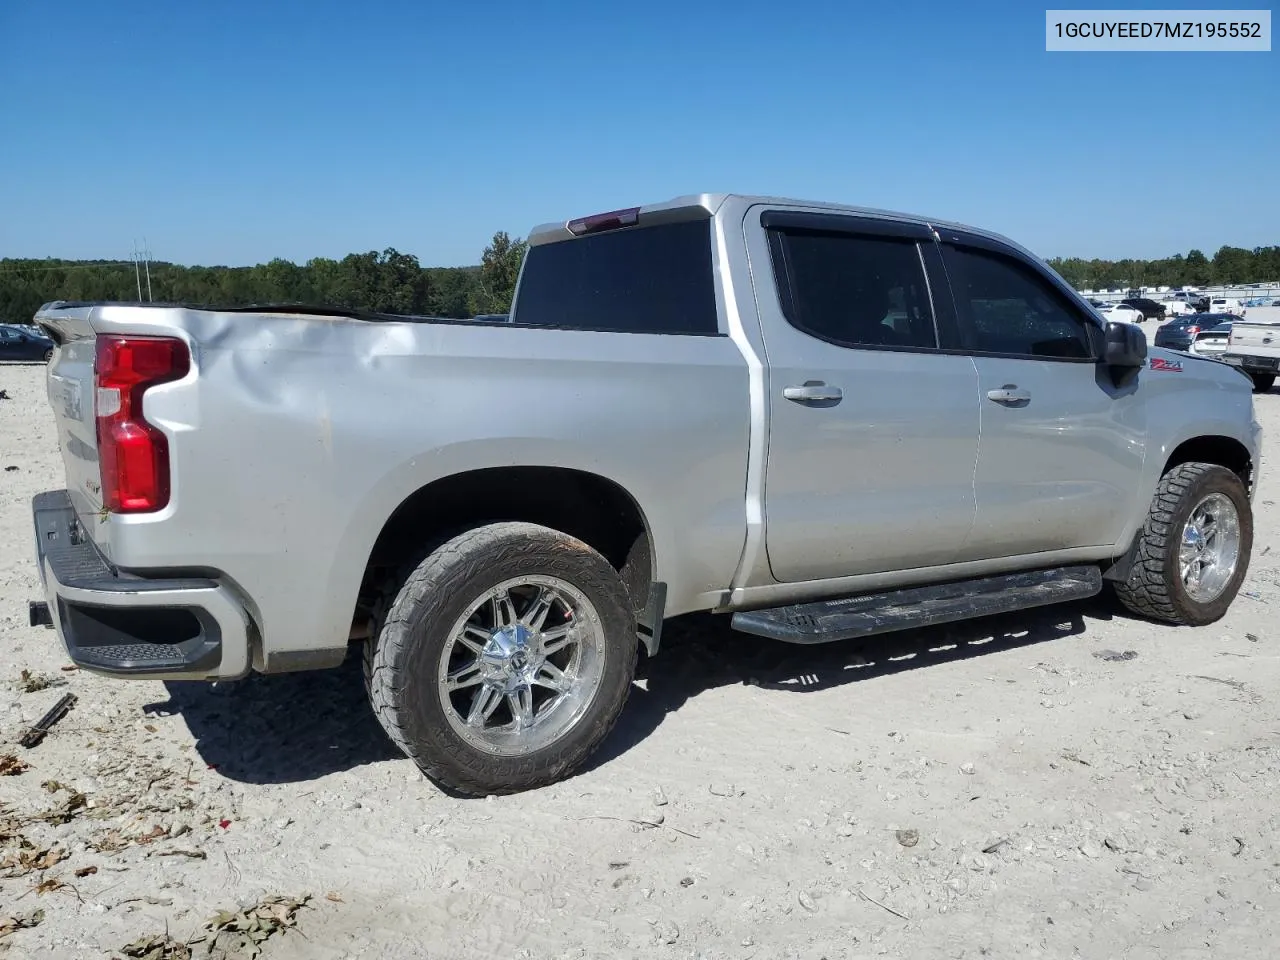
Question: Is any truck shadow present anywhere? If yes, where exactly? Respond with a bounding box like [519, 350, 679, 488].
[148, 598, 1111, 787]
[582, 596, 1110, 775]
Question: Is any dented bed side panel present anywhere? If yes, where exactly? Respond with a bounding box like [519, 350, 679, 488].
[52, 305, 752, 667]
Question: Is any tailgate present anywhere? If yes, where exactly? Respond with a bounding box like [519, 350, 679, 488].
[34, 305, 106, 547]
[1227, 321, 1280, 355]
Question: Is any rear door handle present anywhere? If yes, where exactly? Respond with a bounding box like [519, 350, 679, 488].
[784, 382, 843, 404]
[986, 386, 1031, 405]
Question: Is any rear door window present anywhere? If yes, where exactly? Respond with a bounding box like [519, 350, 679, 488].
[766, 228, 939, 351]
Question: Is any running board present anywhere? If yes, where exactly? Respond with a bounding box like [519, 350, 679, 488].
[730, 565, 1103, 644]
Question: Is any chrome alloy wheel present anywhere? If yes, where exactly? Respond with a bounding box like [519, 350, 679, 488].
[438, 575, 606, 756]
[1179, 492, 1242, 603]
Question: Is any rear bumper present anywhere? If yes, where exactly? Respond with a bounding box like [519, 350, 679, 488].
[31, 489, 251, 680]
[1222, 353, 1280, 374]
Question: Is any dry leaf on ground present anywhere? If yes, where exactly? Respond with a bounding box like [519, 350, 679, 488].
[0, 909, 44, 939]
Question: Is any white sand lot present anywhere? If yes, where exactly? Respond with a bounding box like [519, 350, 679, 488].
[3, 360, 1280, 960]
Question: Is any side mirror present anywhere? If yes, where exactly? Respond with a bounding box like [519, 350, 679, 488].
[1103, 320, 1147, 368]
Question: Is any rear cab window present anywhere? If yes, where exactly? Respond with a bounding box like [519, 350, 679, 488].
[511, 218, 719, 334]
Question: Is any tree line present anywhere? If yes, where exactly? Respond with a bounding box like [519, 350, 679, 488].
[3, 236, 1277, 327]
[0, 231, 528, 326]
[1047, 244, 1280, 291]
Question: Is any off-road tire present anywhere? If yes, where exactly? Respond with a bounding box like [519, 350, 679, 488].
[1250, 373, 1274, 393]
[1113, 462, 1252, 625]
[365, 521, 637, 795]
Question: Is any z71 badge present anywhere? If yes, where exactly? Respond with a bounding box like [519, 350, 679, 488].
[1150, 357, 1183, 372]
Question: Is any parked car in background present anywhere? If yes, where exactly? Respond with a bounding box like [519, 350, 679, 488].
[1120, 297, 1167, 320]
[1161, 299, 1195, 317]
[1188, 321, 1233, 358]
[1153, 314, 1237, 352]
[0, 323, 55, 362]
[1098, 302, 1145, 325]
[1224, 315, 1280, 392]
[1210, 297, 1245, 317]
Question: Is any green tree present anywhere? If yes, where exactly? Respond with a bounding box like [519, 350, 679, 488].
[468, 231, 527, 315]
[1185, 249, 1211, 286]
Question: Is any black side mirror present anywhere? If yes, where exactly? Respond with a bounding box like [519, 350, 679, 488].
[1103, 320, 1147, 368]
[1101, 320, 1147, 386]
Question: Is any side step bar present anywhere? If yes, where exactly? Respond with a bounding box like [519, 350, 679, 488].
[731, 565, 1103, 644]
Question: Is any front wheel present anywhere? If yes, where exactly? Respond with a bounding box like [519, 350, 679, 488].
[365, 521, 637, 795]
[1113, 462, 1252, 625]
[42, 348, 53, 363]
[1250, 373, 1274, 393]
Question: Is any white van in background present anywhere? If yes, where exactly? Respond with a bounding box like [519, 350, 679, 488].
[1211, 297, 1245, 317]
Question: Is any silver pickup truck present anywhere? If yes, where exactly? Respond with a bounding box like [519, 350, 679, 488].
[29, 193, 1263, 795]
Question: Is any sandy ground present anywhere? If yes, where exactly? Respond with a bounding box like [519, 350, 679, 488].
[3, 358, 1280, 960]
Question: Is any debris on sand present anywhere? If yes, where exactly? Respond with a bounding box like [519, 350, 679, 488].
[0, 754, 31, 777]
[895, 828, 920, 847]
[18, 692, 78, 748]
[0, 908, 44, 939]
[0, 846, 65, 879]
[192, 894, 312, 959]
[35, 781, 88, 824]
[113, 895, 312, 960]
[116, 932, 192, 960]
[1094, 649, 1138, 662]
[15, 670, 67, 694]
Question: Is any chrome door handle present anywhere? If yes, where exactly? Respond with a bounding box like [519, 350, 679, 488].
[986, 386, 1031, 405]
[784, 382, 843, 404]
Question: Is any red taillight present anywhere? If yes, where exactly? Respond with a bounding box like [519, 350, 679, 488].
[1186, 326, 1200, 335]
[566, 206, 640, 236]
[94, 335, 190, 513]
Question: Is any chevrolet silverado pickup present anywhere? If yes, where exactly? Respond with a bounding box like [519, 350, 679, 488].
[1223, 310, 1280, 392]
[29, 193, 1263, 795]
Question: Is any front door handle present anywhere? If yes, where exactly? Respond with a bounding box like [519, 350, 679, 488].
[986, 385, 1031, 405]
[784, 381, 843, 404]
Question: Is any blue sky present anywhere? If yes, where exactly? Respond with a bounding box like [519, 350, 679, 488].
[0, 0, 1275, 267]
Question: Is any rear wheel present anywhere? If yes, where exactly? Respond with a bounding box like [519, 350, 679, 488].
[365, 521, 637, 795]
[42, 348, 52, 363]
[1250, 373, 1274, 393]
[1113, 462, 1252, 625]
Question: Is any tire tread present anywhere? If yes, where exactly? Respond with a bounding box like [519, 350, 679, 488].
[365, 522, 636, 795]
[1114, 462, 1251, 625]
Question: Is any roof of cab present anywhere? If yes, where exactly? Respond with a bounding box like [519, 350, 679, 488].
[525, 192, 1024, 256]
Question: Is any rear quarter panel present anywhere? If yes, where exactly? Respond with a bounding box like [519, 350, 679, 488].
[97, 308, 751, 666]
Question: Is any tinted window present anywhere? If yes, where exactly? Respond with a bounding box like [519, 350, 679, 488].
[770, 230, 937, 350]
[511, 219, 718, 334]
[943, 245, 1093, 359]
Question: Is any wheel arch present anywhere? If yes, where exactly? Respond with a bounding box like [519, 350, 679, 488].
[1105, 432, 1256, 584]
[1162, 434, 1254, 496]
[355, 465, 660, 649]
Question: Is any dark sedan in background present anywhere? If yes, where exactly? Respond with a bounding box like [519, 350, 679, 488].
[1120, 297, 1168, 320]
[1153, 314, 1237, 351]
[0, 324, 54, 362]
